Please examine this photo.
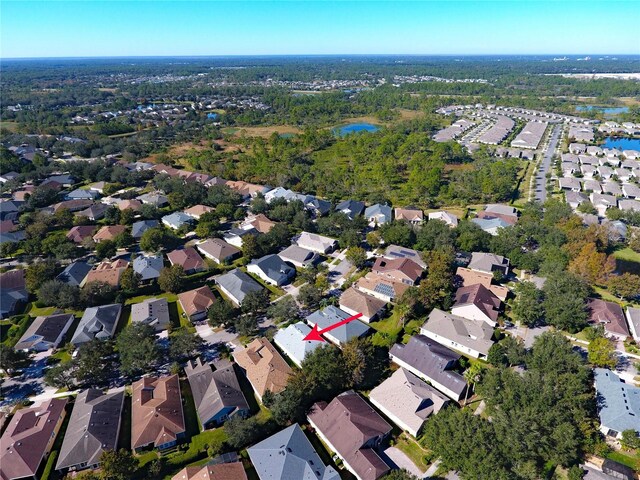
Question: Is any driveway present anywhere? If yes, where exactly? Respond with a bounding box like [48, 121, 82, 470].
[534, 124, 562, 203]
[383, 446, 426, 478]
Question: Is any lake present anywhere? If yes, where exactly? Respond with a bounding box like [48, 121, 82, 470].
[603, 137, 640, 150]
[335, 123, 379, 136]
[576, 105, 629, 114]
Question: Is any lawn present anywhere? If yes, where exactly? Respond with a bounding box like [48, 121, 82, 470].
[243, 269, 285, 299]
[613, 247, 640, 276]
[395, 433, 432, 473]
[25, 303, 57, 317]
[606, 450, 640, 471]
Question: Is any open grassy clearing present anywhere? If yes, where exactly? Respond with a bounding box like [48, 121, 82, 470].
[394, 433, 432, 472]
[223, 125, 303, 137]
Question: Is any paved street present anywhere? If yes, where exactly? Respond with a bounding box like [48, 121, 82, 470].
[534, 124, 562, 203]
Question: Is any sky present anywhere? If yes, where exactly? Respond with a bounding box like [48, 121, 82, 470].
[1, 1, 639, 58]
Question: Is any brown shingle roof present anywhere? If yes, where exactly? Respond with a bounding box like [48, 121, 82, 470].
[171, 462, 247, 480]
[197, 238, 241, 263]
[244, 214, 276, 234]
[184, 204, 215, 219]
[0, 398, 68, 480]
[131, 375, 185, 450]
[394, 207, 423, 222]
[455, 267, 509, 300]
[372, 257, 423, 285]
[92, 225, 127, 243]
[178, 286, 216, 318]
[83, 259, 129, 287]
[117, 199, 143, 211]
[167, 248, 205, 272]
[233, 338, 292, 398]
[588, 298, 630, 337]
[453, 283, 501, 323]
[66, 225, 96, 243]
[308, 391, 392, 480]
[339, 287, 386, 321]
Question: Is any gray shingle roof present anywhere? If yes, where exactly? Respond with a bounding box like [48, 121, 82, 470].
[131, 219, 159, 238]
[248, 254, 295, 285]
[215, 268, 263, 306]
[306, 306, 369, 345]
[56, 389, 124, 470]
[133, 254, 164, 281]
[71, 304, 122, 345]
[594, 368, 640, 435]
[248, 424, 340, 480]
[185, 358, 249, 428]
[56, 261, 92, 287]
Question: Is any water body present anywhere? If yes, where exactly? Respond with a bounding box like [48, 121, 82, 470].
[576, 105, 629, 114]
[335, 122, 379, 136]
[207, 113, 219, 120]
[603, 137, 640, 150]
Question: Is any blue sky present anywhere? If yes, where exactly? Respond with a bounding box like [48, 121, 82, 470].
[1, 1, 638, 58]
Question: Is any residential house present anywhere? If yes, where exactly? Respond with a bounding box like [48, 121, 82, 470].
[240, 213, 277, 234]
[133, 254, 164, 282]
[56, 261, 92, 287]
[56, 390, 124, 472]
[167, 247, 206, 274]
[420, 309, 495, 360]
[307, 391, 392, 480]
[215, 269, 263, 307]
[455, 267, 509, 301]
[171, 462, 247, 480]
[82, 259, 129, 287]
[559, 177, 582, 192]
[372, 257, 422, 285]
[131, 298, 171, 332]
[93, 225, 127, 244]
[233, 337, 292, 401]
[223, 227, 258, 248]
[185, 358, 249, 429]
[428, 211, 458, 228]
[389, 335, 467, 400]
[162, 212, 194, 231]
[116, 199, 143, 212]
[394, 207, 423, 225]
[623, 184, 640, 199]
[131, 375, 186, 451]
[383, 245, 427, 269]
[355, 272, 410, 303]
[619, 199, 640, 212]
[178, 286, 216, 323]
[306, 306, 370, 346]
[0, 171, 19, 183]
[368, 368, 448, 437]
[76, 203, 109, 222]
[590, 193, 618, 216]
[452, 283, 501, 327]
[587, 298, 630, 339]
[626, 307, 640, 342]
[0, 269, 28, 318]
[565, 191, 589, 210]
[0, 398, 68, 480]
[197, 238, 241, 264]
[71, 304, 122, 345]
[594, 369, 640, 439]
[67, 225, 96, 244]
[297, 231, 337, 254]
[364, 204, 392, 226]
[339, 287, 386, 323]
[277, 244, 319, 268]
[66, 188, 97, 201]
[248, 424, 340, 480]
[273, 322, 323, 368]
[183, 204, 215, 220]
[467, 252, 510, 276]
[15, 313, 74, 352]
[335, 200, 365, 220]
[131, 219, 159, 239]
[0, 200, 21, 221]
[471, 217, 511, 236]
[137, 192, 169, 207]
[247, 254, 295, 286]
[88, 181, 106, 194]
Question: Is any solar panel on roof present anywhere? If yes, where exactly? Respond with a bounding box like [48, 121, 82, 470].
[374, 283, 395, 297]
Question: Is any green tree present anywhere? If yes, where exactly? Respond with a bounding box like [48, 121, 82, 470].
[267, 296, 300, 323]
[235, 314, 259, 337]
[608, 273, 640, 300]
[37, 280, 80, 309]
[116, 323, 160, 376]
[81, 281, 118, 306]
[95, 240, 117, 260]
[99, 449, 139, 480]
[139, 227, 178, 252]
[113, 230, 133, 249]
[242, 233, 260, 260]
[169, 327, 204, 362]
[380, 221, 416, 247]
[620, 429, 640, 450]
[25, 258, 57, 293]
[542, 272, 590, 333]
[74, 339, 115, 387]
[208, 300, 236, 327]
[511, 281, 544, 327]
[346, 246, 368, 269]
[587, 337, 617, 368]
[298, 284, 322, 309]
[44, 361, 76, 389]
[0, 348, 30, 374]
[158, 265, 185, 293]
[119, 268, 141, 293]
[381, 471, 419, 480]
[224, 415, 264, 449]
[241, 289, 270, 314]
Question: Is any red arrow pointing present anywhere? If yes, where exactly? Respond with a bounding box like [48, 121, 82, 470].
[303, 312, 363, 342]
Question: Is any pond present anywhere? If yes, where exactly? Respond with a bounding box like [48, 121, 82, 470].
[576, 105, 629, 114]
[207, 113, 219, 120]
[603, 137, 640, 150]
[335, 122, 379, 136]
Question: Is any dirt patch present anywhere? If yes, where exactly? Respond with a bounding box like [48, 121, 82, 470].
[225, 125, 303, 137]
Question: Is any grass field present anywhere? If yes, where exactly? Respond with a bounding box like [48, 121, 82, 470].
[395, 433, 432, 472]
[224, 125, 303, 137]
[613, 247, 640, 275]
[0, 121, 19, 133]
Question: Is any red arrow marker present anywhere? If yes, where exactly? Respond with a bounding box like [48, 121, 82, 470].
[303, 312, 363, 342]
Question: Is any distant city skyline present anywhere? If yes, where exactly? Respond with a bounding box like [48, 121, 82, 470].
[1, 1, 639, 59]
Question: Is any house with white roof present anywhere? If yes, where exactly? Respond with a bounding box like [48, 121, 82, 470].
[273, 322, 323, 368]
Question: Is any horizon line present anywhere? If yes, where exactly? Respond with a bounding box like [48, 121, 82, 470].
[2, 53, 639, 61]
